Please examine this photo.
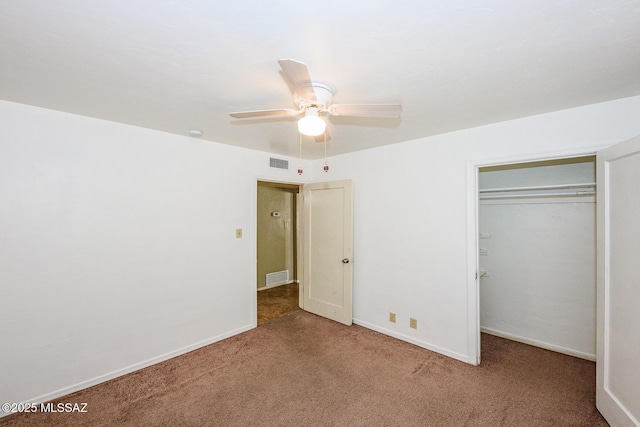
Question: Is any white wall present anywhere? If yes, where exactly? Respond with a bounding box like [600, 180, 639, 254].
[0, 100, 311, 407]
[312, 95, 640, 363]
[479, 159, 596, 360]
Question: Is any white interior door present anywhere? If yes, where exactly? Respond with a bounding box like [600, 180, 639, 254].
[596, 135, 640, 426]
[301, 180, 353, 326]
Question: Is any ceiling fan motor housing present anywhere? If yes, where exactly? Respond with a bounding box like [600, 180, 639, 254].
[294, 82, 333, 111]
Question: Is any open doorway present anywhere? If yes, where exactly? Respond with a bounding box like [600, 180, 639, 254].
[256, 181, 301, 325]
[255, 178, 354, 326]
[477, 156, 597, 360]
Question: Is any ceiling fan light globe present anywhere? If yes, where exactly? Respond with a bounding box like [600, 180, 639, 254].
[298, 115, 327, 136]
[297, 115, 326, 136]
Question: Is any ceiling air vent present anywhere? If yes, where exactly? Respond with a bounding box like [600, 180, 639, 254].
[269, 158, 289, 170]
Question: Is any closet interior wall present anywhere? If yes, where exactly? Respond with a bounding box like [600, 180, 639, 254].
[478, 157, 596, 360]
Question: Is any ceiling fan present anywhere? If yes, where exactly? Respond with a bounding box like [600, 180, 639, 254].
[229, 59, 402, 138]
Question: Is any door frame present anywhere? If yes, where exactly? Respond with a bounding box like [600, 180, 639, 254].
[253, 177, 306, 328]
[465, 145, 608, 365]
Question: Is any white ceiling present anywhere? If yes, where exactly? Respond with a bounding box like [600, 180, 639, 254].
[1, 1, 639, 160]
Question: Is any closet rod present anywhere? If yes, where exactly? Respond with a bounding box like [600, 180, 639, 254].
[480, 191, 595, 200]
[479, 182, 596, 193]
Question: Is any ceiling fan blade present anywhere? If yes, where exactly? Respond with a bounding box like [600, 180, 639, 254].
[229, 108, 299, 119]
[329, 104, 402, 118]
[314, 128, 332, 143]
[278, 59, 316, 102]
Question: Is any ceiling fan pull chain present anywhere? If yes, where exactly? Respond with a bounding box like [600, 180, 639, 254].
[298, 133, 303, 175]
[323, 131, 329, 172]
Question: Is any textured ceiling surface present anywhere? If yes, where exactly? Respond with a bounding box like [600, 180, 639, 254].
[1, 1, 639, 159]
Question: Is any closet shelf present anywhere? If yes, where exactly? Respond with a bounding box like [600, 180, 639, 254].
[479, 182, 596, 193]
[480, 191, 595, 200]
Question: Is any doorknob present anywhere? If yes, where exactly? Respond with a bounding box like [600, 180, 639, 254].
[342, 258, 350, 264]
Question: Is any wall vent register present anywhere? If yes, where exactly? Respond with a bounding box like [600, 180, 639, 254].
[266, 270, 289, 287]
[269, 158, 289, 170]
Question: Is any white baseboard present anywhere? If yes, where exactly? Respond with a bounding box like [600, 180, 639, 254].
[353, 318, 471, 364]
[480, 327, 596, 361]
[257, 280, 295, 291]
[1, 324, 254, 418]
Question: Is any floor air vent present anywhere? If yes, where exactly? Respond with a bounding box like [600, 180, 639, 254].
[269, 158, 289, 170]
[266, 270, 289, 287]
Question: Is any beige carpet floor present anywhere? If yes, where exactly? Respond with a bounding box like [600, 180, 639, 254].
[1, 310, 606, 426]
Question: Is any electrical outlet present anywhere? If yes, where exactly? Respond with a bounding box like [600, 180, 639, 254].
[389, 312, 397, 323]
[410, 318, 418, 329]
[235, 228, 243, 238]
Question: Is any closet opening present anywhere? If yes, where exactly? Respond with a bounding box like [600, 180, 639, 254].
[476, 155, 597, 362]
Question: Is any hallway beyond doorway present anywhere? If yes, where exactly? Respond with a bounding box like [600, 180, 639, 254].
[257, 282, 299, 325]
